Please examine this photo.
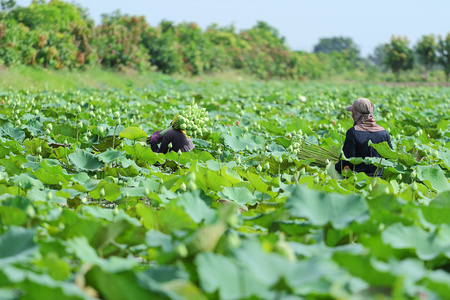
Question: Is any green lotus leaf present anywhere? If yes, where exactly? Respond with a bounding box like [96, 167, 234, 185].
[2, 265, 91, 300]
[421, 191, 450, 224]
[90, 180, 121, 201]
[218, 186, 257, 206]
[175, 190, 215, 224]
[0, 155, 28, 176]
[32, 159, 73, 185]
[23, 139, 53, 157]
[0, 206, 27, 226]
[381, 223, 450, 260]
[119, 126, 147, 141]
[0, 140, 23, 158]
[195, 252, 268, 299]
[285, 186, 369, 229]
[97, 148, 126, 164]
[0, 227, 37, 266]
[68, 149, 103, 171]
[145, 230, 173, 252]
[123, 144, 162, 164]
[13, 173, 44, 190]
[417, 165, 450, 193]
[1, 123, 25, 141]
[368, 141, 418, 167]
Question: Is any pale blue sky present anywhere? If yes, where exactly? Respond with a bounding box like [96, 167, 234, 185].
[14, 0, 450, 57]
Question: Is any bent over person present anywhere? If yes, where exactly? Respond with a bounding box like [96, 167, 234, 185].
[146, 128, 194, 154]
[335, 97, 392, 177]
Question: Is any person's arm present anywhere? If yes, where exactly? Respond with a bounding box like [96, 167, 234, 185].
[147, 130, 163, 153]
[335, 129, 356, 174]
[157, 135, 171, 154]
[387, 133, 393, 150]
[342, 129, 356, 158]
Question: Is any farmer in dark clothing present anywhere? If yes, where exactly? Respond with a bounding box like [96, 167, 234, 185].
[147, 129, 194, 154]
[335, 98, 392, 177]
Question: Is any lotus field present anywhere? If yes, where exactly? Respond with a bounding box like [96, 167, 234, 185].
[1, 78, 450, 300]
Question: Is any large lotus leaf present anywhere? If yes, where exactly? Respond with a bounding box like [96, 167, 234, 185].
[136, 203, 196, 234]
[67, 237, 137, 273]
[105, 124, 125, 137]
[32, 159, 73, 185]
[86, 267, 175, 300]
[121, 187, 148, 198]
[439, 151, 450, 171]
[12, 173, 44, 190]
[0, 227, 37, 266]
[145, 230, 173, 252]
[89, 180, 121, 201]
[1, 123, 25, 141]
[285, 186, 369, 229]
[289, 241, 365, 259]
[0, 155, 28, 176]
[224, 131, 265, 152]
[139, 268, 207, 300]
[123, 144, 162, 164]
[68, 149, 103, 171]
[371, 258, 428, 286]
[218, 186, 257, 206]
[98, 148, 126, 164]
[23, 139, 53, 157]
[242, 172, 270, 193]
[416, 165, 450, 193]
[368, 141, 418, 167]
[364, 156, 396, 168]
[1, 265, 91, 300]
[175, 190, 215, 224]
[204, 170, 233, 192]
[232, 239, 293, 287]
[0, 140, 23, 158]
[195, 252, 270, 300]
[52, 124, 77, 139]
[421, 192, 450, 224]
[332, 253, 397, 287]
[423, 269, 450, 299]
[119, 126, 147, 141]
[381, 223, 450, 260]
[286, 255, 367, 295]
[27, 188, 67, 204]
[0, 206, 27, 226]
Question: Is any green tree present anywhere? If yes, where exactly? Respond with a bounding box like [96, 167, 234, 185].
[313, 36, 360, 68]
[313, 37, 360, 55]
[383, 36, 414, 81]
[437, 33, 450, 82]
[369, 44, 387, 69]
[415, 34, 437, 81]
[1, 0, 15, 11]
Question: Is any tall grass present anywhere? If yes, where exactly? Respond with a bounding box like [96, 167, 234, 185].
[0, 66, 164, 91]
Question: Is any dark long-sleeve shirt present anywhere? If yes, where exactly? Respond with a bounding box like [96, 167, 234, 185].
[335, 127, 392, 177]
[150, 129, 194, 154]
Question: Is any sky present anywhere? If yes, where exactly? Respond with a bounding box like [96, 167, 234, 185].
[14, 0, 450, 57]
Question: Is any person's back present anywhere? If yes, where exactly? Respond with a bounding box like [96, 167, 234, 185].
[148, 129, 195, 154]
[335, 98, 392, 177]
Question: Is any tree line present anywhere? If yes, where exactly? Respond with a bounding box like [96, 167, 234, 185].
[1, 0, 449, 82]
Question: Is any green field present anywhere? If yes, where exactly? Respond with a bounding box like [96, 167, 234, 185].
[1, 69, 450, 299]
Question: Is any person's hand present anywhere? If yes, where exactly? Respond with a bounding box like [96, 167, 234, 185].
[147, 130, 163, 144]
[342, 165, 350, 176]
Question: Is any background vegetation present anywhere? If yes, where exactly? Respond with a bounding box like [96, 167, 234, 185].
[1, 0, 450, 83]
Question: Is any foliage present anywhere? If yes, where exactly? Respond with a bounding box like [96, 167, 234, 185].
[437, 33, 450, 82]
[0, 1, 366, 80]
[383, 35, 414, 81]
[415, 34, 437, 81]
[0, 80, 450, 298]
